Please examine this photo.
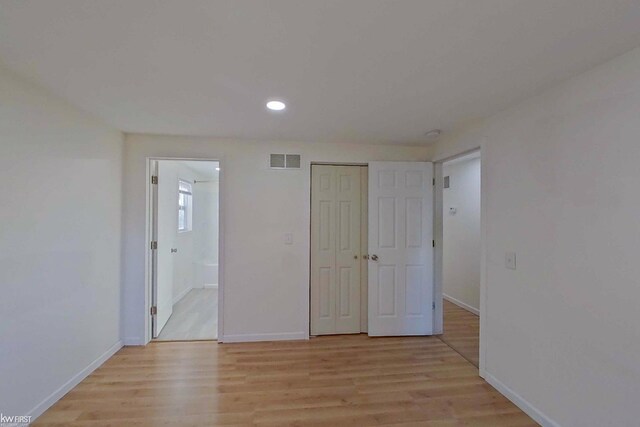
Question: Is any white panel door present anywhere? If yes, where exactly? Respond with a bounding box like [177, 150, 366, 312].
[153, 162, 176, 337]
[360, 167, 369, 333]
[311, 165, 336, 335]
[368, 162, 433, 336]
[311, 165, 361, 335]
[335, 167, 362, 333]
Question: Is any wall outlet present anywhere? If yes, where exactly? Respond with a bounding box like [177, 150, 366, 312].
[505, 252, 516, 270]
[284, 233, 293, 245]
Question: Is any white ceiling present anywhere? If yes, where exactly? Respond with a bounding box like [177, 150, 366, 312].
[180, 161, 219, 181]
[2, 1, 640, 145]
[444, 150, 481, 167]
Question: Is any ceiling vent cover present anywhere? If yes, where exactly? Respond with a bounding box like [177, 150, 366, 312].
[270, 154, 301, 169]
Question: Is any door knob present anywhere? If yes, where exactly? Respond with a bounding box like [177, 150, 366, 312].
[171, 248, 178, 253]
[370, 254, 379, 261]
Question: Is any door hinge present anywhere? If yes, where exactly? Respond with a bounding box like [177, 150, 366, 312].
[151, 175, 158, 185]
[432, 301, 436, 310]
[433, 178, 435, 186]
[432, 240, 435, 247]
[150, 241, 158, 250]
[150, 306, 157, 315]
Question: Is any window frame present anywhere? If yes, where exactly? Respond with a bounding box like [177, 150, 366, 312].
[177, 179, 193, 232]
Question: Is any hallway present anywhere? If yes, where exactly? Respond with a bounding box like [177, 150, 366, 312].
[156, 288, 218, 341]
[439, 300, 480, 367]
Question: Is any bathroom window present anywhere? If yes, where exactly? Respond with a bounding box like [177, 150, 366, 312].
[178, 180, 192, 232]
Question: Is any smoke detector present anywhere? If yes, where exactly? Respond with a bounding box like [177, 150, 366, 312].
[424, 129, 442, 140]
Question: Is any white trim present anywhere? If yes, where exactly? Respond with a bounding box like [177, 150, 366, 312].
[443, 293, 479, 316]
[28, 340, 122, 421]
[144, 160, 153, 344]
[484, 372, 561, 427]
[220, 332, 307, 343]
[433, 162, 444, 334]
[203, 283, 218, 289]
[217, 158, 226, 341]
[478, 138, 488, 373]
[145, 156, 225, 344]
[433, 144, 487, 373]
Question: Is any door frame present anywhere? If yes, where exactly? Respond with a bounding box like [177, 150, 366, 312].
[309, 162, 368, 336]
[432, 146, 486, 375]
[144, 156, 225, 344]
[310, 161, 439, 337]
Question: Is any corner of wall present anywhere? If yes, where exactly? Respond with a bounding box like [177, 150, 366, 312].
[28, 341, 123, 421]
[483, 372, 561, 427]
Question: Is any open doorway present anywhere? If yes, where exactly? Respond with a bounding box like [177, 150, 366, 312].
[151, 159, 220, 341]
[437, 151, 481, 366]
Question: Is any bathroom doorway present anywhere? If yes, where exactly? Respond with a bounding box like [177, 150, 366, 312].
[150, 159, 220, 341]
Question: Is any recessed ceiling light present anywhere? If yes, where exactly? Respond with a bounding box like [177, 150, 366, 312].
[424, 129, 442, 140]
[266, 100, 286, 111]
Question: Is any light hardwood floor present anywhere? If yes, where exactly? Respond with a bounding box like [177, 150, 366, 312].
[34, 335, 536, 426]
[439, 300, 480, 367]
[157, 288, 218, 341]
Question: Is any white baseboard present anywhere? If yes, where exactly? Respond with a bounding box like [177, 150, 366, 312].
[203, 283, 218, 289]
[173, 286, 192, 305]
[29, 340, 123, 421]
[443, 293, 480, 316]
[220, 332, 307, 343]
[484, 372, 560, 427]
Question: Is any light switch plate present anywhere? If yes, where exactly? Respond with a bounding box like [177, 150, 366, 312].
[284, 233, 293, 245]
[506, 252, 516, 270]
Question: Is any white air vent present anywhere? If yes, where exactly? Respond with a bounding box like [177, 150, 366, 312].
[270, 154, 301, 169]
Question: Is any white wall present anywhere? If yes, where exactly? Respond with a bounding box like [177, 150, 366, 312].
[122, 136, 429, 343]
[173, 166, 198, 301]
[428, 46, 640, 427]
[157, 160, 219, 304]
[443, 155, 481, 312]
[156, 161, 199, 303]
[0, 65, 123, 417]
[193, 178, 219, 286]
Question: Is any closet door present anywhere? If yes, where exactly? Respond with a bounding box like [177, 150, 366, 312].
[311, 165, 361, 335]
[334, 166, 361, 333]
[368, 162, 434, 336]
[311, 165, 336, 335]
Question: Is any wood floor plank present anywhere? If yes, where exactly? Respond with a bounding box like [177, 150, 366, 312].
[440, 300, 480, 367]
[34, 335, 536, 426]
